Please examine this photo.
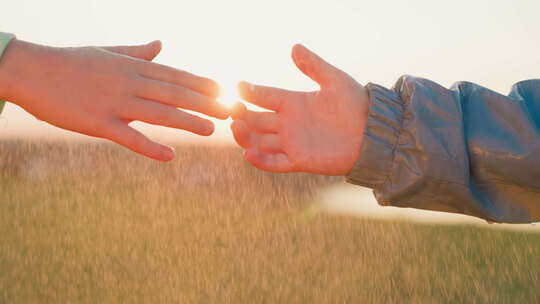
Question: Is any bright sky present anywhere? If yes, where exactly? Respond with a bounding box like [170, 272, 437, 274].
[2, 0, 539, 144]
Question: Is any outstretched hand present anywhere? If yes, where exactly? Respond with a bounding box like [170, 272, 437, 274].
[231, 44, 369, 175]
[0, 39, 229, 161]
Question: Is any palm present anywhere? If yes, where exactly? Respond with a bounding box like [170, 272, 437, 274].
[231, 44, 368, 175]
[279, 87, 365, 174]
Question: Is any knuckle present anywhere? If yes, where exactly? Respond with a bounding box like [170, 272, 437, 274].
[168, 67, 187, 82]
[131, 76, 151, 95]
[260, 113, 272, 125]
[259, 138, 269, 150]
[116, 75, 137, 92]
[162, 84, 177, 101]
[96, 73, 134, 96]
[155, 107, 176, 123]
[165, 84, 187, 105]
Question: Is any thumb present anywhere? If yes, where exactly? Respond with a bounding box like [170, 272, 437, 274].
[291, 44, 344, 88]
[102, 40, 162, 61]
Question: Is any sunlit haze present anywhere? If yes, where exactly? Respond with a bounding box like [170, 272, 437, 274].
[2, 0, 539, 145]
[218, 79, 241, 109]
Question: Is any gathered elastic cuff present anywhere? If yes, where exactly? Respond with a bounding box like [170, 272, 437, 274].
[0, 32, 16, 115]
[346, 83, 404, 190]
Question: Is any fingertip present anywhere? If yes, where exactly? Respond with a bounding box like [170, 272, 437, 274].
[291, 45, 307, 74]
[149, 40, 162, 49]
[293, 43, 306, 49]
[292, 43, 304, 54]
[291, 44, 337, 88]
[238, 81, 253, 99]
[160, 145, 175, 162]
[213, 103, 231, 120]
[189, 119, 215, 136]
[231, 119, 252, 148]
[230, 120, 238, 134]
[245, 148, 269, 170]
[244, 147, 260, 164]
[238, 81, 250, 89]
[231, 102, 247, 119]
[292, 43, 308, 61]
[218, 83, 224, 97]
[145, 40, 162, 60]
[208, 79, 221, 98]
[106, 122, 175, 162]
[201, 121, 215, 136]
[245, 148, 294, 173]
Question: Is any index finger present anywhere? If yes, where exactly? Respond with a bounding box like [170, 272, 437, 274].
[139, 62, 220, 98]
[238, 81, 303, 112]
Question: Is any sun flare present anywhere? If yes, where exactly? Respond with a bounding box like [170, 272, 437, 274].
[218, 79, 241, 109]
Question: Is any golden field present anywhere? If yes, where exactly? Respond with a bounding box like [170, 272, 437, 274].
[0, 140, 539, 303]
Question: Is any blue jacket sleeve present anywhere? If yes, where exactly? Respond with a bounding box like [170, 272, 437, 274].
[347, 76, 540, 223]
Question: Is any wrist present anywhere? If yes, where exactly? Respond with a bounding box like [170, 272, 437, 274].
[0, 33, 16, 100]
[0, 39, 55, 104]
[346, 83, 402, 187]
[0, 39, 23, 100]
[343, 86, 370, 175]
